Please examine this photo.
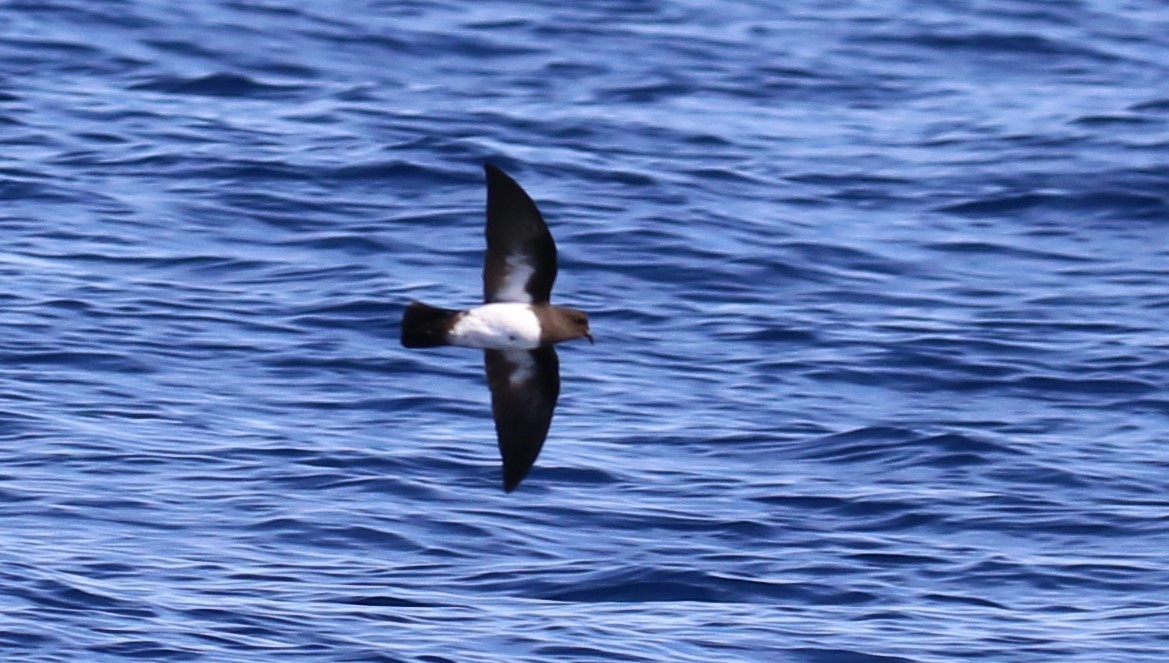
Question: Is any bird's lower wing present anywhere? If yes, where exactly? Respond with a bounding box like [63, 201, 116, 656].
[484, 346, 561, 492]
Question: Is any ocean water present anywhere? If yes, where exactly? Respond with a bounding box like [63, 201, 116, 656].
[3, 0, 1169, 661]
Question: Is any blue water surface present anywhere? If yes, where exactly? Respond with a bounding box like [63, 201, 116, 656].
[3, 1, 1169, 661]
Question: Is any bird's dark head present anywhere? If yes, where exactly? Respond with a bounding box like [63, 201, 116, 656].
[558, 306, 593, 344]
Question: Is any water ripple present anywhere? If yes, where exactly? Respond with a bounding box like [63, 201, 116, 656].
[3, 0, 1169, 661]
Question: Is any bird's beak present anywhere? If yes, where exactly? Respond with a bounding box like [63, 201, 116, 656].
[584, 331, 594, 344]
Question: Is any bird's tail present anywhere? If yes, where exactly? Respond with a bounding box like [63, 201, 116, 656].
[401, 301, 461, 348]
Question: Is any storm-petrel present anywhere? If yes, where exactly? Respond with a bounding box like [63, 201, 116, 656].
[401, 164, 593, 492]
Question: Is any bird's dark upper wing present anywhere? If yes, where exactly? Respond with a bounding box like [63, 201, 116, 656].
[484, 346, 560, 492]
[483, 163, 557, 304]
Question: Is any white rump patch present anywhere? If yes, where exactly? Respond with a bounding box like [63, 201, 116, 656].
[449, 303, 541, 350]
[495, 254, 535, 303]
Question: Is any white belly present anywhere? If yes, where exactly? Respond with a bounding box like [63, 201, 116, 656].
[448, 303, 542, 350]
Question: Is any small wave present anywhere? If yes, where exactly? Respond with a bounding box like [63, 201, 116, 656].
[129, 73, 311, 98]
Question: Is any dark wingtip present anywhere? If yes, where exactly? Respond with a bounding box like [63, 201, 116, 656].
[484, 162, 517, 189]
[502, 466, 527, 493]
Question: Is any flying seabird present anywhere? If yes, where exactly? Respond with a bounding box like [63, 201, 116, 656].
[400, 163, 593, 492]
